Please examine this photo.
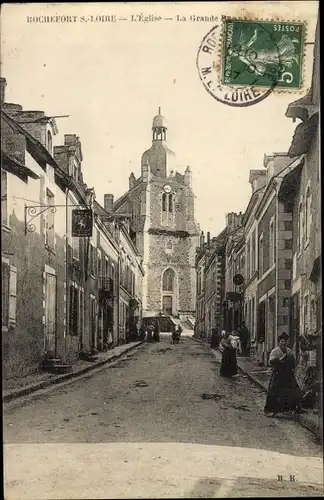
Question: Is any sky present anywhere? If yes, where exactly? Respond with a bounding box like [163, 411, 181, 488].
[1, 2, 318, 235]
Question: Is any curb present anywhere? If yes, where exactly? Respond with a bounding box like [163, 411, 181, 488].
[191, 337, 320, 439]
[3, 341, 145, 403]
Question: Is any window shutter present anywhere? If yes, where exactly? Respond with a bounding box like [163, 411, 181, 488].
[9, 265, 17, 324]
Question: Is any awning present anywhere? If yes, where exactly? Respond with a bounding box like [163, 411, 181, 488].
[278, 157, 304, 200]
[288, 112, 319, 158]
[310, 256, 321, 282]
[1, 150, 40, 183]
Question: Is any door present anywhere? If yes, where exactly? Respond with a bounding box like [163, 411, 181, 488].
[292, 292, 300, 360]
[45, 273, 57, 355]
[162, 295, 173, 316]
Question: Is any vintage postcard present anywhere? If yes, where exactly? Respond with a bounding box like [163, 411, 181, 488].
[1, 1, 322, 499]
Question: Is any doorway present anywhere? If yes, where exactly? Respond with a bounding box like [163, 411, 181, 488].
[44, 272, 57, 356]
[162, 295, 173, 316]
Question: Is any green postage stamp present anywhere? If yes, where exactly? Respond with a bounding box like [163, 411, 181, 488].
[221, 19, 305, 89]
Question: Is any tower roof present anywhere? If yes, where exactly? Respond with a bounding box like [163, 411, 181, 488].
[152, 107, 167, 129]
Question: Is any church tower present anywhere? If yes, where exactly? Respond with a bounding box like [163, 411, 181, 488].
[113, 109, 200, 318]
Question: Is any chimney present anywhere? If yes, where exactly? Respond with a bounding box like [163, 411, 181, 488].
[0, 77, 7, 105]
[104, 194, 114, 213]
[207, 231, 211, 247]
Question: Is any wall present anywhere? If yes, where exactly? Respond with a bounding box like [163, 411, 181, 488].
[2, 152, 68, 378]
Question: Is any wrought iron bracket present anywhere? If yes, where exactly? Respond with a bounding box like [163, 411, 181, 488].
[24, 203, 87, 235]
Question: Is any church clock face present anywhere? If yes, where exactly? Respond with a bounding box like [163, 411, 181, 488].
[163, 184, 172, 193]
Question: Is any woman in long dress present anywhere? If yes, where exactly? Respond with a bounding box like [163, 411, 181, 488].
[219, 331, 238, 377]
[264, 334, 302, 417]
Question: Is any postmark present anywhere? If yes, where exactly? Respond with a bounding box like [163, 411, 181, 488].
[196, 18, 306, 107]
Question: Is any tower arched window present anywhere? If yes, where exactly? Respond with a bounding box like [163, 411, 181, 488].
[305, 187, 311, 244]
[162, 193, 167, 212]
[162, 268, 175, 292]
[168, 194, 173, 213]
[47, 130, 53, 155]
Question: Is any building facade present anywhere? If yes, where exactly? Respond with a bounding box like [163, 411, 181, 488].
[111, 109, 200, 318]
[1, 77, 145, 381]
[242, 170, 266, 351]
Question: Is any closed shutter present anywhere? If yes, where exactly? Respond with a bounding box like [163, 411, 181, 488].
[9, 265, 17, 325]
[1, 262, 10, 326]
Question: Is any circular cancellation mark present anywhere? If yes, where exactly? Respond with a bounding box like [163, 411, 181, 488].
[196, 21, 283, 107]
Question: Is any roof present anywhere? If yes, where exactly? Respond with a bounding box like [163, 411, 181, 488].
[152, 114, 167, 128]
[1, 110, 57, 170]
[1, 150, 40, 183]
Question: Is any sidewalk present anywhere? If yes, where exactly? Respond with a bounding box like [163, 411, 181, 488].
[3, 341, 145, 403]
[192, 337, 321, 440]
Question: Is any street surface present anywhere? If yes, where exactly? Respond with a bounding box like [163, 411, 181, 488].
[4, 334, 323, 498]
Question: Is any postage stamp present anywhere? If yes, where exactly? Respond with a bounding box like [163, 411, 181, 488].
[221, 19, 305, 90]
[196, 17, 306, 107]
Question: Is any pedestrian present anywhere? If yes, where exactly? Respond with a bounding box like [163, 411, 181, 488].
[264, 333, 302, 417]
[153, 320, 160, 342]
[210, 328, 221, 349]
[239, 321, 249, 356]
[219, 331, 238, 378]
[139, 325, 146, 341]
[147, 323, 154, 342]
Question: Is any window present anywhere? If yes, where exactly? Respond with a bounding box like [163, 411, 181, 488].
[269, 219, 275, 265]
[284, 239, 293, 250]
[105, 257, 110, 277]
[251, 230, 256, 274]
[303, 294, 309, 333]
[284, 221, 293, 231]
[298, 203, 303, 252]
[168, 194, 173, 213]
[1, 169, 8, 226]
[246, 240, 251, 279]
[162, 268, 175, 292]
[2, 260, 17, 329]
[89, 244, 96, 276]
[47, 130, 53, 155]
[259, 233, 264, 276]
[72, 236, 79, 260]
[45, 189, 55, 249]
[97, 249, 103, 277]
[162, 193, 167, 212]
[305, 187, 311, 244]
[69, 283, 79, 336]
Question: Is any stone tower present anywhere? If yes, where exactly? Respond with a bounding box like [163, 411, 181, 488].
[111, 108, 200, 317]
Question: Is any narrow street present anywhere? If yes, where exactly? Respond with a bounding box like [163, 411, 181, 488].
[4, 335, 323, 499]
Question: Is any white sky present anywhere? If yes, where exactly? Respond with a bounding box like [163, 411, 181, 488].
[1, 2, 318, 235]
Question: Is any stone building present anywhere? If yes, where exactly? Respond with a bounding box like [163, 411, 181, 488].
[110, 108, 200, 318]
[242, 170, 267, 350]
[223, 213, 244, 333]
[254, 153, 294, 364]
[1, 77, 144, 381]
[194, 213, 241, 340]
[278, 17, 320, 427]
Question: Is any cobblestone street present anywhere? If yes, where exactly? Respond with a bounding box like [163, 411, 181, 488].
[4, 336, 323, 498]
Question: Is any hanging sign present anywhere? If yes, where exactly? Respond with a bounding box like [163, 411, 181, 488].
[72, 209, 93, 237]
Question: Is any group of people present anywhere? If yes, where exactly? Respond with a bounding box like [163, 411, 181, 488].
[139, 322, 160, 343]
[211, 326, 304, 417]
[210, 322, 249, 356]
